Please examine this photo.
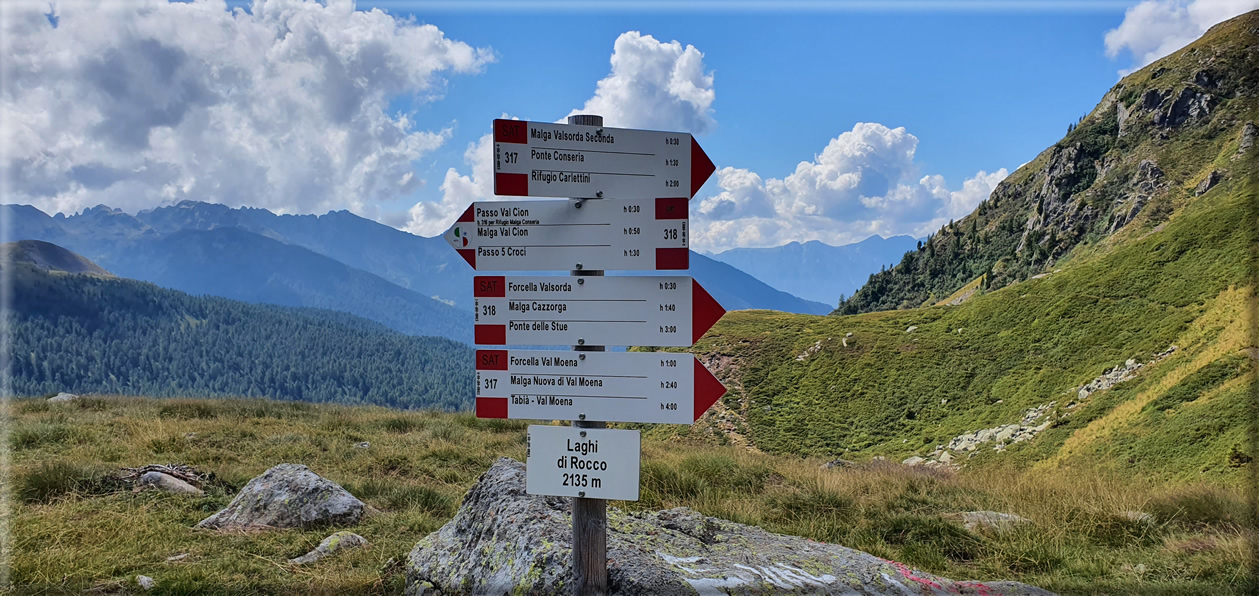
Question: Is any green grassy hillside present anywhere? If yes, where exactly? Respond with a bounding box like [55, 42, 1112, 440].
[7, 397, 1250, 594]
[837, 11, 1258, 314]
[672, 12, 1259, 484]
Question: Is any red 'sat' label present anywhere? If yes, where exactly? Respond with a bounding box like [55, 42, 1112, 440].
[474, 276, 506, 298]
[494, 119, 526, 144]
[476, 350, 509, 370]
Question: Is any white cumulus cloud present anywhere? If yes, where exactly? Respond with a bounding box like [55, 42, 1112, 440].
[691, 122, 1007, 253]
[566, 31, 716, 132]
[404, 30, 717, 237]
[1, 0, 492, 218]
[1104, 0, 1259, 76]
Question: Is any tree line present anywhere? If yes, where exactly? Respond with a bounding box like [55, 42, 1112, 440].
[7, 263, 473, 410]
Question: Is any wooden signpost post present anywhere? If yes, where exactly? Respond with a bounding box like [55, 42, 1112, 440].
[448, 114, 722, 595]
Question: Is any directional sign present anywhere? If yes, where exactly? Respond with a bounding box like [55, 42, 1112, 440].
[492, 119, 716, 200]
[445, 197, 689, 271]
[475, 350, 727, 424]
[527, 425, 640, 501]
[472, 275, 724, 347]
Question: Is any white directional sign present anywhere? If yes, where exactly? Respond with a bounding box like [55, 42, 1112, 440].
[474, 349, 727, 424]
[527, 425, 640, 501]
[445, 197, 689, 271]
[492, 119, 716, 200]
[472, 275, 724, 347]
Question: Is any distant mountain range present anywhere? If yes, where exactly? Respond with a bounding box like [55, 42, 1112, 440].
[706, 236, 919, 307]
[2, 240, 472, 408]
[6, 202, 834, 344]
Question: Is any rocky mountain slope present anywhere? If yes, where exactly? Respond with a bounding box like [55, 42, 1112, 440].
[837, 11, 1258, 315]
[678, 10, 1258, 483]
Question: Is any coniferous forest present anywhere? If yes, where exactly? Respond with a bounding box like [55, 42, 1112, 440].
[7, 261, 473, 410]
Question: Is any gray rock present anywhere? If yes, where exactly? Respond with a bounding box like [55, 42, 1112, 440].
[1194, 170, 1223, 196]
[905, 325, 918, 333]
[137, 471, 204, 496]
[136, 575, 155, 590]
[406, 459, 1053, 595]
[1239, 121, 1255, 154]
[1155, 88, 1213, 128]
[821, 458, 856, 470]
[354, 441, 371, 449]
[902, 456, 926, 466]
[196, 464, 365, 531]
[47, 392, 79, 403]
[289, 531, 367, 565]
[954, 511, 1031, 534]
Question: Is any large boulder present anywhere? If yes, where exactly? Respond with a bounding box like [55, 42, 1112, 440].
[405, 458, 1053, 595]
[47, 392, 79, 403]
[196, 464, 365, 531]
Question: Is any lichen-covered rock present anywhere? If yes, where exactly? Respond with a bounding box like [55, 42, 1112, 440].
[405, 458, 1054, 595]
[196, 464, 365, 531]
[289, 531, 367, 564]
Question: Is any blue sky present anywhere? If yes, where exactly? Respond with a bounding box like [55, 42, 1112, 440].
[5, 0, 1255, 250]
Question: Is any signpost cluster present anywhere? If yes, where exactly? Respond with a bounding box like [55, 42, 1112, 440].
[445, 115, 724, 595]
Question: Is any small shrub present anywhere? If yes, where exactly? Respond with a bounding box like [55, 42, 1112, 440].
[876, 514, 983, 562]
[159, 400, 217, 420]
[15, 399, 51, 414]
[148, 435, 185, 454]
[1085, 513, 1161, 547]
[642, 461, 707, 502]
[1226, 445, 1252, 467]
[373, 454, 414, 476]
[385, 485, 454, 515]
[767, 485, 855, 525]
[18, 460, 124, 503]
[426, 421, 465, 442]
[991, 539, 1065, 574]
[382, 416, 422, 434]
[1148, 487, 1247, 528]
[74, 397, 109, 411]
[11, 423, 73, 450]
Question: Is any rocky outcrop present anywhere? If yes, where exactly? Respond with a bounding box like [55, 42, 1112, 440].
[1194, 170, 1224, 196]
[907, 348, 1178, 468]
[196, 464, 365, 531]
[1108, 160, 1165, 232]
[1238, 121, 1255, 155]
[405, 458, 1054, 595]
[1154, 88, 1214, 128]
[289, 531, 367, 565]
[47, 392, 79, 402]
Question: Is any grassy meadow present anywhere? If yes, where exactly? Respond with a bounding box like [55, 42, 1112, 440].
[5, 395, 1253, 594]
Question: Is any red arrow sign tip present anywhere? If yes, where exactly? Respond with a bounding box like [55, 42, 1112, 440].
[693, 358, 726, 421]
[691, 279, 725, 344]
[690, 137, 715, 199]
